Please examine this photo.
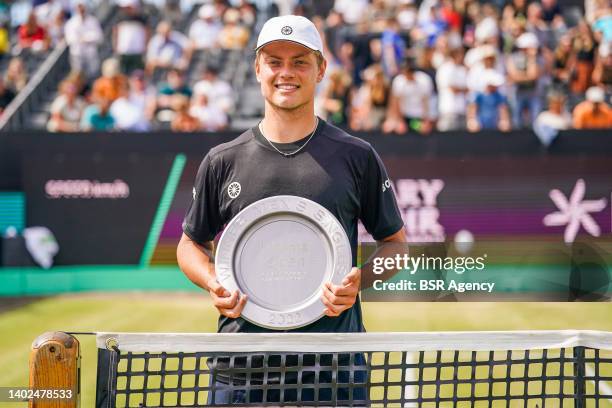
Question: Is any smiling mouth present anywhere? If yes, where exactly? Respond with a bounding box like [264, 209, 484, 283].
[275, 84, 300, 91]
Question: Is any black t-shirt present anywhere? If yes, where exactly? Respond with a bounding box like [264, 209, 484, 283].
[183, 118, 404, 334]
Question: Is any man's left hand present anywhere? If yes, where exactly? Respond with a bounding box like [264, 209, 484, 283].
[321, 267, 361, 317]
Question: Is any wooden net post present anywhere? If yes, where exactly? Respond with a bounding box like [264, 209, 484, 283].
[29, 332, 80, 408]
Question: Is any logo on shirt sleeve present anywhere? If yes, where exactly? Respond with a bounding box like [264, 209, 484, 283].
[228, 181, 241, 199]
[382, 179, 392, 192]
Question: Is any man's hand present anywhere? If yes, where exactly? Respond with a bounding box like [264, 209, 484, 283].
[321, 267, 361, 317]
[208, 278, 247, 319]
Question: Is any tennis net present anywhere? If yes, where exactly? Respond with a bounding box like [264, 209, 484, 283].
[93, 331, 612, 407]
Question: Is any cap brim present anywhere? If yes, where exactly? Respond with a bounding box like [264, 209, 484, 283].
[255, 39, 320, 53]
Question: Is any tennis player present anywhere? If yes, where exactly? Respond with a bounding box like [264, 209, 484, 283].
[177, 14, 406, 405]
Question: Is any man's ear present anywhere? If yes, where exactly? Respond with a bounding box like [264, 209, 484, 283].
[254, 57, 261, 83]
[317, 58, 327, 83]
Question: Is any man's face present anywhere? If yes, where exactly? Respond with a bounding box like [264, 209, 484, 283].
[255, 41, 326, 112]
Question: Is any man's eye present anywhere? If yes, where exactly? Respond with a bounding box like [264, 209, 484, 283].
[296, 60, 307, 65]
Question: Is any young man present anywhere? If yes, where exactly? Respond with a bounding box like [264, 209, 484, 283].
[177, 15, 406, 404]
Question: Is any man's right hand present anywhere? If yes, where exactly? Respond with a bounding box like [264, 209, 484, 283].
[208, 279, 248, 319]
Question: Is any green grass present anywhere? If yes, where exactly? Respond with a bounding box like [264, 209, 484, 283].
[0, 293, 611, 407]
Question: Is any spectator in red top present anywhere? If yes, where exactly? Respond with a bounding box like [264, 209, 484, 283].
[18, 11, 50, 53]
[439, 0, 462, 31]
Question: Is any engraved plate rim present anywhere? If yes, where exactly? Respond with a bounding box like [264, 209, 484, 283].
[215, 195, 352, 330]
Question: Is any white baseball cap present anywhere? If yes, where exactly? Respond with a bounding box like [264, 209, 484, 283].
[256, 15, 323, 53]
[516, 32, 539, 49]
[586, 86, 605, 103]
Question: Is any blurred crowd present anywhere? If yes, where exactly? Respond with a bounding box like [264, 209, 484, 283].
[45, 0, 249, 131]
[0, 0, 611, 134]
[306, 0, 612, 134]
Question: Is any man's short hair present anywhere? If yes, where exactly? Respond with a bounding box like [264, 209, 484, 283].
[255, 48, 326, 68]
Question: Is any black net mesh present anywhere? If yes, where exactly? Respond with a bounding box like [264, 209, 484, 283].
[95, 344, 612, 407]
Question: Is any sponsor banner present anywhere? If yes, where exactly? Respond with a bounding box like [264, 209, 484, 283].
[22, 153, 175, 265]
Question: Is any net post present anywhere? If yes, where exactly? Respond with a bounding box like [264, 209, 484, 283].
[573, 346, 586, 408]
[29, 331, 80, 408]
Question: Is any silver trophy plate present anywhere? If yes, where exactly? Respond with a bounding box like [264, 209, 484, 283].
[215, 195, 352, 330]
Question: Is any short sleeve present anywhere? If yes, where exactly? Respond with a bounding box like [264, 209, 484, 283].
[182, 154, 223, 243]
[360, 146, 404, 240]
[390, 75, 405, 97]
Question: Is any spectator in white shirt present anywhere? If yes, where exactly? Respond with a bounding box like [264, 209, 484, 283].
[113, 2, 149, 75]
[436, 48, 468, 131]
[64, 2, 103, 80]
[188, 4, 222, 50]
[383, 58, 434, 134]
[145, 20, 192, 77]
[534, 90, 571, 130]
[334, 0, 369, 25]
[109, 70, 154, 131]
[189, 91, 228, 131]
[34, 0, 64, 29]
[192, 66, 234, 114]
[466, 45, 505, 94]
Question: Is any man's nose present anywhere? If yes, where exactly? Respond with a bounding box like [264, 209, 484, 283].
[278, 62, 297, 78]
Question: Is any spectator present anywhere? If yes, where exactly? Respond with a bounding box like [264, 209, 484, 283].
[47, 9, 65, 46]
[162, 0, 182, 27]
[343, 20, 375, 86]
[109, 70, 153, 131]
[592, 41, 612, 92]
[157, 68, 191, 107]
[145, 21, 191, 76]
[541, 0, 564, 28]
[436, 48, 468, 131]
[350, 64, 389, 130]
[188, 4, 222, 51]
[503, 0, 528, 33]
[218, 8, 250, 50]
[64, 2, 103, 79]
[113, 1, 149, 75]
[552, 35, 576, 91]
[81, 97, 115, 131]
[65, 70, 91, 101]
[0, 77, 16, 116]
[235, 0, 256, 29]
[467, 45, 503, 94]
[153, 68, 191, 123]
[383, 58, 434, 134]
[320, 69, 352, 126]
[570, 20, 596, 95]
[591, 7, 612, 43]
[192, 66, 234, 114]
[189, 91, 228, 131]
[34, 0, 63, 29]
[397, 0, 418, 32]
[367, 0, 394, 31]
[534, 90, 572, 132]
[333, 0, 369, 25]
[572, 86, 612, 129]
[526, 3, 552, 49]
[5, 57, 28, 94]
[467, 70, 511, 132]
[170, 95, 200, 132]
[380, 18, 406, 79]
[91, 58, 128, 104]
[18, 11, 50, 53]
[47, 79, 85, 132]
[506, 32, 546, 128]
[0, 22, 9, 58]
